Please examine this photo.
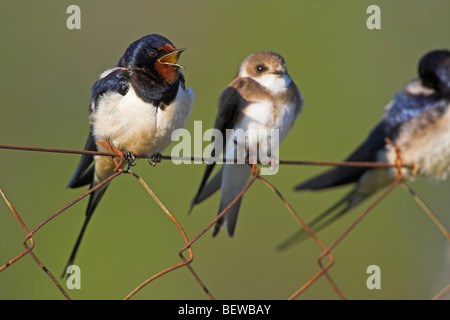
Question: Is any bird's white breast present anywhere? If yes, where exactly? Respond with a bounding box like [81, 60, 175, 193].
[91, 85, 194, 157]
[383, 104, 450, 181]
[226, 99, 298, 159]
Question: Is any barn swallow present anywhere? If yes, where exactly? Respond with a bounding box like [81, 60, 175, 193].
[279, 49, 450, 250]
[189, 51, 303, 237]
[65, 34, 194, 268]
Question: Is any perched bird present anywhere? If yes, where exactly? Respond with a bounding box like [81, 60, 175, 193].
[190, 51, 304, 237]
[279, 49, 450, 250]
[65, 34, 194, 268]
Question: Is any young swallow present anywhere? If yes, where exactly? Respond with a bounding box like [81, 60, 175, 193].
[189, 51, 304, 237]
[279, 49, 450, 250]
[65, 34, 194, 268]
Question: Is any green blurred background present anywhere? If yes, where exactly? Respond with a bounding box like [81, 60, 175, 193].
[1, 0, 450, 300]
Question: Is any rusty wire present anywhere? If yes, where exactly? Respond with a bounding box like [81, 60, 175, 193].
[0, 142, 448, 300]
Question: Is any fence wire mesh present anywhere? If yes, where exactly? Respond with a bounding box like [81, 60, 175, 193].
[1, 142, 448, 300]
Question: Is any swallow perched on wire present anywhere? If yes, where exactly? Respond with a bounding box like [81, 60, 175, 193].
[189, 51, 304, 237]
[279, 49, 450, 250]
[64, 34, 194, 269]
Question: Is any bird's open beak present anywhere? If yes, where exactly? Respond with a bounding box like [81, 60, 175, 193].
[157, 48, 185, 69]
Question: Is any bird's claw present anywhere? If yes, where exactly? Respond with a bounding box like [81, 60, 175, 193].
[124, 151, 137, 171]
[149, 153, 162, 167]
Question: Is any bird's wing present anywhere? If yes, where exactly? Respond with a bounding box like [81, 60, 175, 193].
[66, 68, 130, 189]
[295, 121, 387, 191]
[189, 77, 248, 212]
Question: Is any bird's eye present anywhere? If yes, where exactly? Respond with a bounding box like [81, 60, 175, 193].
[147, 49, 158, 57]
[256, 64, 267, 73]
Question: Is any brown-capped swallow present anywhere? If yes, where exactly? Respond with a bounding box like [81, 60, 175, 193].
[190, 51, 304, 237]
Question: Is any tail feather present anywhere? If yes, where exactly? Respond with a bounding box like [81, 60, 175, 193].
[212, 196, 244, 237]
[277, 188, 372, 251]
[62, 182, 108, 278]
[67, 133, 97, 189]
[213, 164, 251, 237]
[294, 166, 367, 191]
[188, 165, 222, 214]
[284, 121, 389, 250]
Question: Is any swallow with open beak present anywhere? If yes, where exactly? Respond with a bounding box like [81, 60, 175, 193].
[65, 34, 194, 269]
[190, 51, 304, 237]
[279, 49, 450, 250]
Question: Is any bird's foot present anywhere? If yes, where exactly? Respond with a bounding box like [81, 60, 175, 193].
[97, 139, 124, 172]
[149, 153, 162, 167]
[385, 137, 404, 179]
[123, 151, 137, 171]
